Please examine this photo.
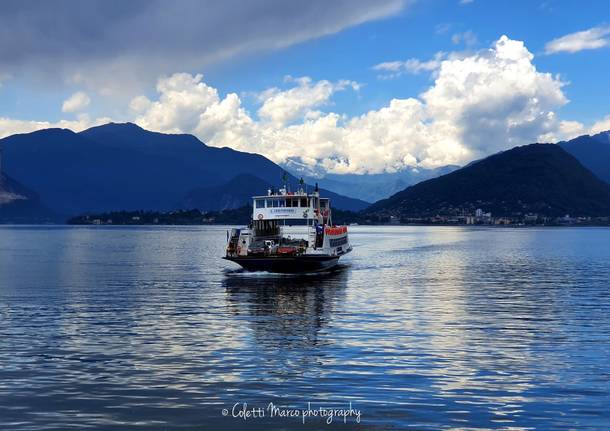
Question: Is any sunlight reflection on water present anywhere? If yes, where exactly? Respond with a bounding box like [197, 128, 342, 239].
[1, 225, 610, 429]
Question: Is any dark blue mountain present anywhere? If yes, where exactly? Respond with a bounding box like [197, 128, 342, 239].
[181, 174, 274, 211]
[366, 144, 610, 217]
[183, 173, 369, 212]
[560, 131, 610, 185]
[0, 123, 368, 217]
[0, 172, 57, 222]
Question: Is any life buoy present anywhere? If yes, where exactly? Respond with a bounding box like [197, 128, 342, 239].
[257, 214, 264, 220]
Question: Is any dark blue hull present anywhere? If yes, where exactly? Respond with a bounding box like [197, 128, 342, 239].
[223, 254, 340, 273]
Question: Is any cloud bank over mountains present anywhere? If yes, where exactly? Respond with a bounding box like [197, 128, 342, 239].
[0, 33, 603, 175]
[130, 36, 583, 174]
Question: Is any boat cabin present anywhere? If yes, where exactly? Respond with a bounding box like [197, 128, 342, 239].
[226, 183, 350, 261]
[252, 188, 331, 225]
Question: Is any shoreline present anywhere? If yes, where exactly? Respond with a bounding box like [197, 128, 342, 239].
[2, 222, 610, 228]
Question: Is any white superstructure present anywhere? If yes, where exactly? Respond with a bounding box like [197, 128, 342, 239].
[225, 182, 352, 268]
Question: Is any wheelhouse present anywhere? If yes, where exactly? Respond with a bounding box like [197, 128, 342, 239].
[251, 186, 331, 225]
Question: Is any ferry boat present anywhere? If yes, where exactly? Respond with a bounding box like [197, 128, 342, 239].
[224, 182, 352, 273]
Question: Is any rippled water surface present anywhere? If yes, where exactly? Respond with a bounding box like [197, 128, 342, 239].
[1, 225, 610, 430]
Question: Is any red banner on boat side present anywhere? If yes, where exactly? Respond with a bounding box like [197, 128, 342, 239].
[324, 226, 348, 236]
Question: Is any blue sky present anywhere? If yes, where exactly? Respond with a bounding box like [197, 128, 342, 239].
[201, 0, 610, 121]
[1, 0, 609, 174]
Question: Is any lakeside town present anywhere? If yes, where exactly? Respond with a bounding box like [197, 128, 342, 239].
[68, 207, 610, 227]
[388, 212, 610, 226]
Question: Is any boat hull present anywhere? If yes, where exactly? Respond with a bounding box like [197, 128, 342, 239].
[224, 254, 341, 273]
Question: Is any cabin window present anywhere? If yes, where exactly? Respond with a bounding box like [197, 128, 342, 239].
[300, 198, 307, 207]
[255, 199, 265, 208]
[266, 199, 274, 208]
[320, 200, 328, 208]
[279, 199, 285, 207]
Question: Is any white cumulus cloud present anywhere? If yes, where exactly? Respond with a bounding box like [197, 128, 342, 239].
[130, 36, 580, 174]
[557, 120, 586, 140]
[257, 76, 359, 127]
[591, 115, 610, 135]
[421, 35, 568, 155]
[373, 52, 447, 78]
[5, 35, 605, 165]
[0, 114, 110, 139]
[545, 26, 610, 54]
[62, 91, 91, 113]
[131, 73, 221, 133]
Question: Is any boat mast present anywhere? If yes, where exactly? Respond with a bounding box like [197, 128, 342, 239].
[282, 170, 288, 230]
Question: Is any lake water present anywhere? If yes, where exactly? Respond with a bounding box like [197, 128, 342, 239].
[1, 225, 610, 430]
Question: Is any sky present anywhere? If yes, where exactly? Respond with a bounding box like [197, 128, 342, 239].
[1, 0, 610, 174]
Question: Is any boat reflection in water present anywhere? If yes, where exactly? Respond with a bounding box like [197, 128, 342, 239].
[222, 265, 348, 351]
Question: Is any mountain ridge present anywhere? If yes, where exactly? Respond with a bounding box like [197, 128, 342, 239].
[0, 123, 368, 219]
[366, 143, 610, 217]
[560, 131, 610, 185]
[4, 123, 610, 222]
[282, 157, 460, 202]
[0, 172, 57, 222]
[182, 174, 272, 211]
